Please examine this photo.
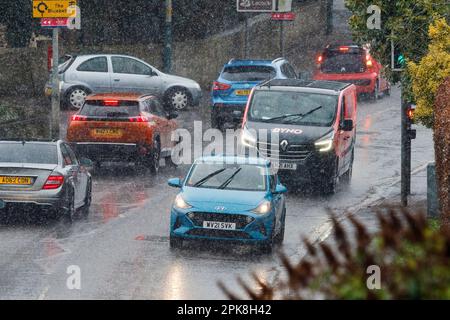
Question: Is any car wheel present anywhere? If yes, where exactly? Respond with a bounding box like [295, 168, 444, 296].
[211, 113, 219, 129]
[323, 161, 338, 195]
[275, 209, 286, 245]
[342, 151, 354, 185]
[81, 180, 92, 217]
[148, 139, 161, 174]
[66, 87, 89, 110]
[61, 189, 75, 224]
[169, 236, 183, 249]
[370, 80, 380, 101]
[167, 88, 190, 111]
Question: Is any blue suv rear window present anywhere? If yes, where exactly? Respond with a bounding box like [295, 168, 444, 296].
[222, 66, 275, 82]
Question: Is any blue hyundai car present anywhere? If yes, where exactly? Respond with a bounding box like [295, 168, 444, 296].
[211, 58, 298, 129]
[168, 155, 287, 253]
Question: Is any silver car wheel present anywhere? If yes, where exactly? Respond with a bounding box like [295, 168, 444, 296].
[171, 90, 188, 110]
[69, 88, 87, 109]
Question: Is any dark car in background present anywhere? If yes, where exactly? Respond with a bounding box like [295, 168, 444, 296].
[211, 58, 298, 129]
[0, 140, 92, 222]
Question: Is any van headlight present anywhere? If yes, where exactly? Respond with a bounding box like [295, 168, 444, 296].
[252, 200, 272, 215]
[315, 131, 334, 152]
[241, 127, 257, 148]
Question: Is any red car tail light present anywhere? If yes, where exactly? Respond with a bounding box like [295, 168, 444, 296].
[317, 55, 323, 64]
[129, 115, 149, 122]
[212, 81, 231, 91]
[366, 55, 374, 68]
[71, 115, 87, 121]
[43, 175, 64, 190]
[103, 99, 120, 106]
[339, 46, 349, 52]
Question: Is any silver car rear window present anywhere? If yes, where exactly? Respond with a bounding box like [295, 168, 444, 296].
[0, 143, 58, 164]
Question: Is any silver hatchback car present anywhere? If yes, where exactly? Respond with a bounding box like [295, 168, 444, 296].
[45, 54, 202, 111]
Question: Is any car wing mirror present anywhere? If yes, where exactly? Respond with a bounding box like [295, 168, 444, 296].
[341, 119, 354, 132]
[168, 177, 182, 188]
[274, 184, 288, 194]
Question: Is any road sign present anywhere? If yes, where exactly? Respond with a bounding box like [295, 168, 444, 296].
[237, 0, 292, 13]
[41, 18, 69, 27]
[33, 0, 77, 18]
[271, 12, 296, 21]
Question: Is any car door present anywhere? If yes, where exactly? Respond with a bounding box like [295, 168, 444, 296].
[110, 56, 161, 94]
[60, 144, 82, 207]
[147, 98, 173, 151]
[66, 143, 88, 207]
[74, 56, 111, 92]
[341, 91, 355, 171]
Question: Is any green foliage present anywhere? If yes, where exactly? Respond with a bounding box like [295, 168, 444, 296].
[220, 208, 450, 300]
[345, 0, 449, 84]
[408, 19, 450, 128]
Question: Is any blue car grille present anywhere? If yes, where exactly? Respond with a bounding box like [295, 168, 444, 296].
[188, 212, 254, 229]
[187, 229, 251, 239]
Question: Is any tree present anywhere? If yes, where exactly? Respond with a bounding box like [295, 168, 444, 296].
[345, 0, 449, 90]
[408, 19, 450, 128]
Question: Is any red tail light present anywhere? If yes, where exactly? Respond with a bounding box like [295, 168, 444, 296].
[43, 175, 64, 190]
[339, 46, 349, 52]
[366, 55, 374, 68]
[317, 55, 323, 64]
[103, 99, 120, 106]
[129, 115, 149, 122]
[71, 115, 87, 121]
[213, 81, 231, 91]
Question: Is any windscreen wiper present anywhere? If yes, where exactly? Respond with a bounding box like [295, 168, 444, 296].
[193, 168, 227, 187]
[259, 113, 305, 123]
[218, 168, 242, 189]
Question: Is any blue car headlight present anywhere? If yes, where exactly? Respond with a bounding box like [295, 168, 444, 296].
[252, 200, 272, 215]
[173, 194, 192, 210]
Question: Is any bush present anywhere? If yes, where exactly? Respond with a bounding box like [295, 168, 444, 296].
[219, 208, 450, 299]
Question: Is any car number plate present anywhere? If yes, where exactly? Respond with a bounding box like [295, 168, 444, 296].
[0, 176, 32, 185]
[272, 162, 297, 170]
[203, 221, 236, 230]
[91, 128, 123, 138]
[235, 89, 251, 96]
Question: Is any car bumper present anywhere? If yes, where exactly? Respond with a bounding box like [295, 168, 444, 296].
[271, 151, 337, 185]
[170, 208, 275, 243]
[0, 189, 67, 213]
[71, 142, 149, 162]
[189, 88, 203, 106]
[211, 102, 247, 122]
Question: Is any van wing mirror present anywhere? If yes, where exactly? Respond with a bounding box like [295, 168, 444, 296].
[341, 119, 354, 132]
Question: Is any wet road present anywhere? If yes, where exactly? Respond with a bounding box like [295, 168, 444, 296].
[0, 87, 433, 299]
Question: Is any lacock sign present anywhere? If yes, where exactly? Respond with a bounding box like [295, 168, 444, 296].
[237, 0, 292, 12]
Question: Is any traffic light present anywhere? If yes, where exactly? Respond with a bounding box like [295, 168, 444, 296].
[392, 42, 406, 70]
[406, 103, 416, 140]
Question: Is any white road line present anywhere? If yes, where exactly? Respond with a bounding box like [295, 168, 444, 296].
[37, 286, 49, 300]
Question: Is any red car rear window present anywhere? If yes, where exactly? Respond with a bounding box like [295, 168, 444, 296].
[79, 101, 140, 118]
[321, 51, 366, 74]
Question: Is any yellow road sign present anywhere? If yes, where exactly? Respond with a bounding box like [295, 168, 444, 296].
[33, 1, 78, 18]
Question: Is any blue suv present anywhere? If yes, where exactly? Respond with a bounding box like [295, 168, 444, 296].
[211, 58, 297, 129]
[168, 155, 288, 253]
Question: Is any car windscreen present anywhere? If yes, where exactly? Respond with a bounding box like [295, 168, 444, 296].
[321, 51, 365, 73]
[221, 66, 276, 82]
[79, 101, 140, 118]
[186, 163, 267, 191]
[0, 143, 58, 164]
[248, 90, 338, 127]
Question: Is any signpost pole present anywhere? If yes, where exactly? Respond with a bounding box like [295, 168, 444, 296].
[244, 14, 250, 58]
[279, 20, 284, 56]
[50, 28, 60, 140]
[164, 0, 173, 73]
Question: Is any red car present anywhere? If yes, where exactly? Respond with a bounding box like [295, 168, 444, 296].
[313, 44, 390, 99]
